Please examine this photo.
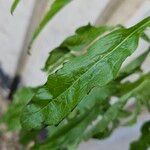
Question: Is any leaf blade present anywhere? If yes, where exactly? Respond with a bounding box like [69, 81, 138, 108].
[21, 17, 150, 130]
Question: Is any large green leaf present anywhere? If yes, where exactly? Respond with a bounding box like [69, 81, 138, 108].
[21, 17, 150, 130]
[29, 0, 73, 49]
[10, 0, 20, 14]
[142, 33, 150, 43]
[43, 24, 113, 73]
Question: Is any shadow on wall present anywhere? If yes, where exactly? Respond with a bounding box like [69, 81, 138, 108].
[0, 63, 11, 89]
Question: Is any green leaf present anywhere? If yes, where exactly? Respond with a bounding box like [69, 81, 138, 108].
[142, 33, 150, 43]
[19, 129, 39, 145]
[76, 82, 117, 113]
[10, 0, 20, 15]
[0, 87, 35, 131]
[34, 74, 150, 149]
[29, 0, 73, 49]
[21, 17, 150, 130]
[43, 24, 113, 73]
[83, 74, 150, 139]
[61, 24, 113, 52]
[33, 105, 102, 150]
[118, 48, 150, 80]
[43, 47, 73, 74]
[78, 47, 149, 113]
[130, 121, 150, 150]
[124, 100, 141, 126]
[92, 120, 119, 140]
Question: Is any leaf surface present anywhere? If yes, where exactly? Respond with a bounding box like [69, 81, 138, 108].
[118, 48, 150, 80]
[33, 105, 102, 150]
[0, 88, 35, 130]
[130, 121, 150, 150]
[84, 74, 150, 139]
[21, 17, 150, 130]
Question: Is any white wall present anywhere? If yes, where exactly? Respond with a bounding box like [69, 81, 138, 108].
[0, 0, 35, 76]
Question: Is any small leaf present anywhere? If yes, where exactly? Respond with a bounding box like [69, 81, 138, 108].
[11, 0, 20, 15]
[43, 24, 113, 73]
[76, 82, 117, 113]
[130, 121, 150, 150]
[33, 105, 101, 150]
[142, 33, 150, 43]
[0, 87, 35, 130]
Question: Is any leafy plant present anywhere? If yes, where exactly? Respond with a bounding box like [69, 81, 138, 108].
[0, 1, 150, 150]
[130, 121, 150, 150]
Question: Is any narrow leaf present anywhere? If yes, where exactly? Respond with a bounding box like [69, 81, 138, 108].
[0, 87, 35, 130]
[130, 121, 150, 150]
[21, 17, 150, 130]
[119, 48, 150, 80]
[43, 24, 113, 73]
[29, 0, 72, 49]
[33, 105, 101, 150]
